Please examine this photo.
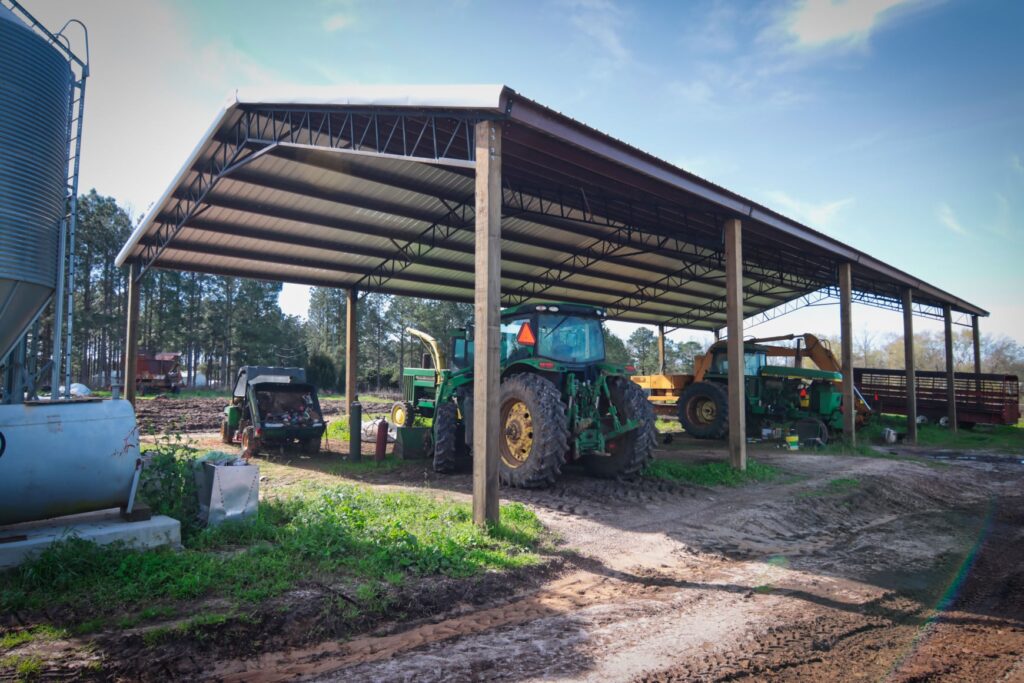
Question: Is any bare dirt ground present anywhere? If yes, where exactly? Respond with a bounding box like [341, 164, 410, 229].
[133, 396, 390, 434]
[190, 445, 1024, 683]
[11, 434, 1023, 681]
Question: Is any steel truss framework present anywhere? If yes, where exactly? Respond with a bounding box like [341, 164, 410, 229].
[130, 103, 977, 331]
[738, 286, 975, 334]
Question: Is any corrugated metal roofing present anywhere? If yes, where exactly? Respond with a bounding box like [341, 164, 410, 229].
[116, 85, 987, 330]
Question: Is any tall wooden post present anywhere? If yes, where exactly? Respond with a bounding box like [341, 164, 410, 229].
[838, 262, 855, 444]
[944, 305, 957, 432]
[345, 288, 358, 417]
[473, 119, 501, 526]
[902, 288, 917, 443]
[972, 315, 982, 409]
[123, 261, 140, 406]
[971, 315, 981, 376]
[657, 324, 666, 374]
[724, 218, 746, 471]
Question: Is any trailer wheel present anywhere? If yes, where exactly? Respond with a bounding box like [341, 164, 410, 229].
[584, 377, 656, 478]
[220, 419, 235, 445]
[677, 381, 729, 439]
[390, 401, 415, 428]
[301, 436, 321, 454]
[498, 373, 568, 488]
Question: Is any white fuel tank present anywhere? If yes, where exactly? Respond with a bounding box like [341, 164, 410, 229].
[0, 399, 140, 526]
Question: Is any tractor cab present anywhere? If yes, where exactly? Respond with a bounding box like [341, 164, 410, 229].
[449, 303, 609, 373]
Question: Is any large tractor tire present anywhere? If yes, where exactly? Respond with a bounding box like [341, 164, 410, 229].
[584, 376, 657, 478]
[390, 401, 415, 428]
[498, 374, 568, 488]
[220, 419, 235, 445]
[432, 401, 463, 473]
[677, 381, 729, 439]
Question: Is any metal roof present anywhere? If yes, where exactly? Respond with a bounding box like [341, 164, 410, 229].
[117, 85, 987, 331]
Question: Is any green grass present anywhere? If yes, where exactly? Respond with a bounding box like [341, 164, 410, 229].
[828, 415, 1024, 455]
[0, 487, 543, 623]
[0, 626, 67, 650]
[654, 417, 680, 432]
[135, 388, 230, 400]
[0, 654, 43, 680]
[642, 459, 781, 486]
[325, 417, 351, 441]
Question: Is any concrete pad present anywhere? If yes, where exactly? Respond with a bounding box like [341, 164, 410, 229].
[0, 507, 181, 570]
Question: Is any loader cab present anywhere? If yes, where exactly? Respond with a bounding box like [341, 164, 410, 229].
[708, 346, 769, 377]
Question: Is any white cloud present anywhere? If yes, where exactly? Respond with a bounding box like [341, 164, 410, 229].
[564, 0, 630, 70]
[322, 13, 353, 32]
[761, 190, 855, 230]
[936, 202, 968, 235]
[780, 0, 926, 49]
[1011, 153, 1024, 175]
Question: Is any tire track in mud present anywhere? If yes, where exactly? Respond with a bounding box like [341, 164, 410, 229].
[208, 571, 677, 682]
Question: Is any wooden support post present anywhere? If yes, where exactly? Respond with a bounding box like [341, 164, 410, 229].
[345, 288, 358, 417]
[972, 315, 981, 375]
[473, 119, 501, 526]
[972, 314, 982, 409]
[944, 305, 957, 432]
[724, 218, 746, 471]
[657, 324, 666, 374]
[902, 288, 917, 444]
[123, 261, 140, 406]
[838, 262, 856, 444]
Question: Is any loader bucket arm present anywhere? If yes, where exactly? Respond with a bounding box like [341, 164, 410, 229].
[406, 327, 448, 374]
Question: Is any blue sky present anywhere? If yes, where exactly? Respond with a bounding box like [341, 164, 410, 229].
[33, 0, 1024, 344]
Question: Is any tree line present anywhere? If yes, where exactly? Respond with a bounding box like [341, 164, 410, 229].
[17, 190, 1024, 393]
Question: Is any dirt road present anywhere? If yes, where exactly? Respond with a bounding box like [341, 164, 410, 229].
[209, 450, 1024, 682]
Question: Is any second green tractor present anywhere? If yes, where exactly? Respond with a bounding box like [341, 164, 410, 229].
[390, 302, 656, 488]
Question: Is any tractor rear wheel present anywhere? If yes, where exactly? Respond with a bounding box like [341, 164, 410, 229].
[432, 401, 463, 473]
[390, 401, 415, 428]
[678, 381, 729, 439]
[584, 377, 656, 478]
[499, 374, 568, 488]
[220, 419, 235, 445]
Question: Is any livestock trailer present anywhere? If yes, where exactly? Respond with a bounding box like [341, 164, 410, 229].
[854, 368, 1020, 427]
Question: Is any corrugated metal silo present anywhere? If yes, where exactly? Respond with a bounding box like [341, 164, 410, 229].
[0, 5, 72, 360]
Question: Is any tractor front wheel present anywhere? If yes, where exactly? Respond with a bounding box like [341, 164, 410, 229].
[390, 401, 415, 428]
[220, 419, 235, 445]
[499, 374, 568, 488]
[432, 401, 464, 473]
[678, 381, 729, 439]
[584, 377, 656, 478]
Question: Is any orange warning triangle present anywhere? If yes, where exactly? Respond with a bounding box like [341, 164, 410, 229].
[517, 322, 536, 345]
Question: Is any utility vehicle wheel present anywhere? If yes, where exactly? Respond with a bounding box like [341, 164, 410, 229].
[241, 426, 260, 459]
[677, 381, 729, 439]
[498, 374, 568, 488]
[584, 377, 656, 478]
[220, 419, 235, 445]
[301, 436, 321, 454]
[390, 401, 415, 428]
[432, 401, 464, 473]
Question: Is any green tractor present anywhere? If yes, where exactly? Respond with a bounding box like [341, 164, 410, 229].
[674, 340, 849, 441]
[391, 303, 656, 488]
